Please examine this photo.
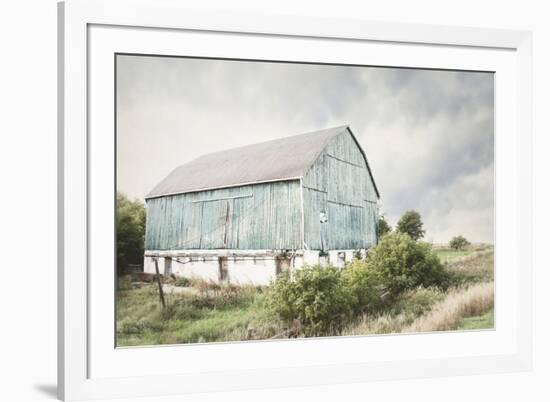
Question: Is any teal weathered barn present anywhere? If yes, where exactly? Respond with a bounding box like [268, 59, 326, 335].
[143, 126, 379, 284]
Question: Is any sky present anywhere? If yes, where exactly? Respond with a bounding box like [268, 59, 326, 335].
[116, 55, 494, 244]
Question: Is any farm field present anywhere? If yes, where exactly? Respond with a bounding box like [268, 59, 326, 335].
[116, 245, 494, 347]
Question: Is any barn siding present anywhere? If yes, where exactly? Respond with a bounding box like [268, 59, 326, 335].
[302, 131, 378, 250]
[145, 128, 378, 254]
[145, 180, 302, 250]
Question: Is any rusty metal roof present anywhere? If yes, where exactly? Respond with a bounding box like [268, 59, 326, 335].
[146, 125, 379, 199]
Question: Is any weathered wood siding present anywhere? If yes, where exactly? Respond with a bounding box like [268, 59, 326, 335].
[302, 131, 378, 250]
[145, 180, 302, 250]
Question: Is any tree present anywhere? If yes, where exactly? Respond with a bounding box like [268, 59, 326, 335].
[396, 210, 425, 241]
[117, 192, 146, 274]
[449, 235, 470, 250]
[377, 215, 392, 238]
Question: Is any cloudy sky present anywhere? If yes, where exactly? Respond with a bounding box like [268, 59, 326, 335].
[116, 55, 494, 244]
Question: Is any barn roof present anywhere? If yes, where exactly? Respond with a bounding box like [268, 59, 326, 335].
[146, 125, 380, 199]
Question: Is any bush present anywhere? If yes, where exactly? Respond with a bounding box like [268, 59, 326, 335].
[341, 259, 386, 313]
[268, 266, 355, 336]
[449, 235, 470, 250]
[365, 232, 449, 297]
[267, 234, 449, 337]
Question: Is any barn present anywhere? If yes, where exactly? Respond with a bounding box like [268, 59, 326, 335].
[143, 125, 380, 285]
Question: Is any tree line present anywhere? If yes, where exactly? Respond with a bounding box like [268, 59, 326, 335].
[378, 210, 471, 250]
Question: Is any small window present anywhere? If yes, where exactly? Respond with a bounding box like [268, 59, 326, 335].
[276, 256, 291, 275]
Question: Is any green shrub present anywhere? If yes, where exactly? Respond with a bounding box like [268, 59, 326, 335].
[365, 232, 449, 297]
[341, 259, 386, 313]
[268, 265, 355, 336]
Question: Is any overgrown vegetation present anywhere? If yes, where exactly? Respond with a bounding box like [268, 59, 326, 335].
[267, 232, 450, 335]
[116, 192, 146, 274]
[341, 287, 446, 336]
[116, 202, 493, 345]
[403, 282, 494, 333]
[268, 266, 355, 336]
[343, 281, 493, 336]
[117, 232, 494, 346]
[117, 280, 280, 345]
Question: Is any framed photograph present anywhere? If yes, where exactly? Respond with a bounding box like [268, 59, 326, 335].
[58, 0, 532, 400]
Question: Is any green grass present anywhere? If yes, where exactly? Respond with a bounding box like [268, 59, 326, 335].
[444, 247, 494, 286]
[434, 248, 471, 263]
[116, 282, 283, 346]
[433, 244, 493, 263]
[455, 308, 494, 330]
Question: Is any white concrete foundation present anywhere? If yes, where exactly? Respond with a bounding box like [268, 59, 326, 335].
[144, 248, 366, 285]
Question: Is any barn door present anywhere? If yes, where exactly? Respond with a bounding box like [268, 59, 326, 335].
[206, 200, 232, 249]
[164, 257, 172, 276]
[218, 257, 229, 282]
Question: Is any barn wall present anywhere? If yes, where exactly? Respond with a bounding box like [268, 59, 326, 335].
[145, 180, 302, 250]
[302, 131, 378, 250]
[144, 255, 277, 285]
[143, 248, 360, 285]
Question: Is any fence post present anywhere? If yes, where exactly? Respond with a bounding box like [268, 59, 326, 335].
[153, 257, 166, 308]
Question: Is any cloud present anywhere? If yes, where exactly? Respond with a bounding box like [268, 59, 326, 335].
[116, 56, 494, 243]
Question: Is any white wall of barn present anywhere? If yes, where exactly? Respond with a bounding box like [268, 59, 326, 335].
[144, 248, 363, 285]
[144, 255, 276, 285]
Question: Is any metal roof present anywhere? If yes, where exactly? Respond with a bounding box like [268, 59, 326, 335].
[146, 125, 379, 199]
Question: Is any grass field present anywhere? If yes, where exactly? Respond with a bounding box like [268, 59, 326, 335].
[433, 244, 492, 263]
[116, 282, 281, 346]
[116, 245, 494, 346]
[456, 309, 494, 330]
[433, 249, 471, 263]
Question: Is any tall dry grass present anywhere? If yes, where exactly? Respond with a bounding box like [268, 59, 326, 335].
[446, 248, 494, 269]
[404, 281, 494, 333]
[445, 248, 494, 286]
[342, 281, 494, 336]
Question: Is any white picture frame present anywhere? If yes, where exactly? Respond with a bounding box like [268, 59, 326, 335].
[58, 0, 533, 400]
